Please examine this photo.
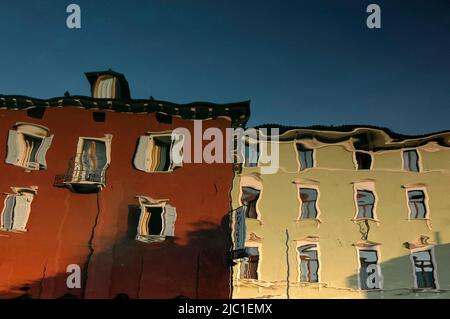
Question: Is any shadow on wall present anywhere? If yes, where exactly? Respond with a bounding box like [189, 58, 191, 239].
[0, 206, 232, 299]
[346, 244, 450, 299]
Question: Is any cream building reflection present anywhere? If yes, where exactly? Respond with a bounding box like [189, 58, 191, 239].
[230, 125, 450, 299]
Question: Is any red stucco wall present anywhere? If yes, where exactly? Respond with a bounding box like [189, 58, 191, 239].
[0, 107, 233, 299]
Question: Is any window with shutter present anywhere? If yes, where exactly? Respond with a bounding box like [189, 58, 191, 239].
[70, 137, 111, 186]
[133, 133, 184, 173]
[5, 123, 53, 170]
[135, 197, 177, 243]
[0, 188, 36, 233]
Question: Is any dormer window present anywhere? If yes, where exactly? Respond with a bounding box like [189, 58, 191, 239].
[94, 75, 118, 99]
[85, 70, 131, 100]
[5, 123, 54, 171]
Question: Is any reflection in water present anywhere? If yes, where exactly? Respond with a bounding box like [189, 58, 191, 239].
[231, 126, 450, 299]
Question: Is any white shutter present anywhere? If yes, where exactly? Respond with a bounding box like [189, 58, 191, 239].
[136, 206, 148, 237]
[1, 196, 15, 230]
[5, 130, 20, 165]
[12, 195, 33, 232]
[36, 135, 54, 168]
[162, 205, 177, 237]
[133, 136, 151, 172]
[233, 206, 247, 251]
[170, 133, 184, 170]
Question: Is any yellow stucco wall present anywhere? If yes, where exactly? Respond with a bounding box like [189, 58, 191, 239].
[231, 138, 450, 299]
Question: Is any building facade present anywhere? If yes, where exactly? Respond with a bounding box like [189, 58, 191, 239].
[231, 126, 450, 299]
[0, 70, 249, 299]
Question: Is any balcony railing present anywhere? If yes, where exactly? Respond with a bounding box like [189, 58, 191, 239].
[54, 155, 108, 193]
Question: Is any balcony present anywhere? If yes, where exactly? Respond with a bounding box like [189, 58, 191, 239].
[54, 155, 108, 194]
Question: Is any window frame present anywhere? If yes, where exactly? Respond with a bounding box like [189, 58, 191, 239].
[94, 75, 118, 99]
[238, 242, 262, 281]
[296, 240, 321, 284]
[355, 245, 383, 291]
[238, 175, 263, 222]
[354, 151, 373, 170]
[296, 184, 322, 222]
[295, 142, 315, 172]
[352, 181, 379, 222]
[6, 122, 54, 171]
[405, 186, 430, 221]
[409, 245, 439, 290]
[133, 131, 184, 173]
[0, 186, 37, 233]
[72, 135, 112, 185]
[135, 196, 177, 243]
[402, 149, 422, 173]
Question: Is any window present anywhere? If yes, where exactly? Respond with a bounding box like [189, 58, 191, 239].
[136, 197, 177, 243]
[27, 107, 46, 119]
[298, 244, 319, 283]
[411, 249, 437, 289]
[92, 112, 106, 122]
[1, 187, 37, 233]
[6, 123, 54, 170]
[94, 75, 119, 99]
[299, 188, 319, 219]
[240, 247, 259, 280]
[134, 133, 184, 172]
[403, 150, 420, 172]
[355, 152, 372, 170]
[244, 142, 260, 168]
[71, 138, 110, 184]
[156, 112, 173, 124]
[241, 187, 261, 219]
[296, 144, 314, 171]
[358, 249, 382, 290]
[356, 190, 375, 219]
[407, 190, 428, 219]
